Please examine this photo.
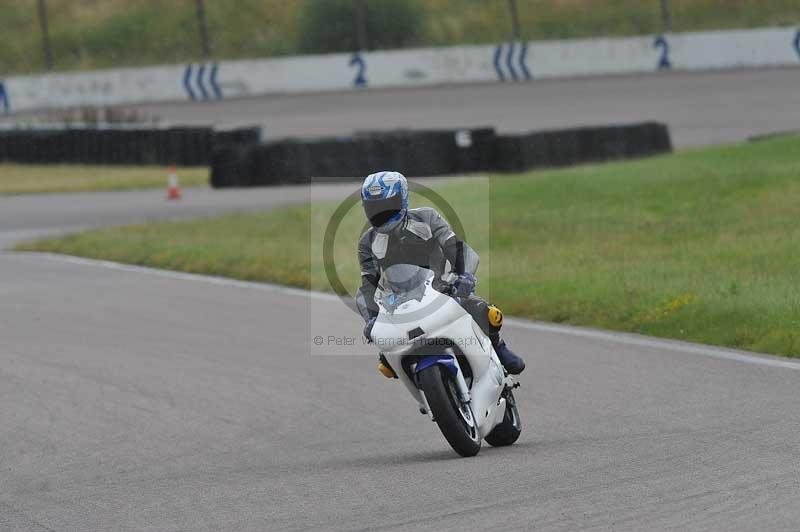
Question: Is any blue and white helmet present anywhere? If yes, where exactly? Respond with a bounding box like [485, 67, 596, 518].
[361, 171, 409, 233]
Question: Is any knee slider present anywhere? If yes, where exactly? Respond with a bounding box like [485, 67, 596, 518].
[487, 304, 503, 329]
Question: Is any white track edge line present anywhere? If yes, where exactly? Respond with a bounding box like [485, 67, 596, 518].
[11, 251, 800, 371]
[504, 318, 800, 371]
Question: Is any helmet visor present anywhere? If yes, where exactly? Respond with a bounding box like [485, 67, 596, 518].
[363, 194, 403, 228]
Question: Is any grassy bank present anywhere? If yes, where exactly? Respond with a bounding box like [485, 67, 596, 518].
[2, 0, 798, 74]
[17, 135, 800, 357]
[0, 165, 207, 194]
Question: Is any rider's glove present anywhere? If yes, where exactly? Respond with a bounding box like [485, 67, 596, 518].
[453, 273, 477, 298]
[363, 317, 376, 343]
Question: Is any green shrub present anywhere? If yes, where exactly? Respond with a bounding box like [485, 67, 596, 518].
[297, 0, 425, 54]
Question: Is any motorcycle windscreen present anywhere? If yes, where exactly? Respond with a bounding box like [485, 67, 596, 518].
[379, 264, 433, 313]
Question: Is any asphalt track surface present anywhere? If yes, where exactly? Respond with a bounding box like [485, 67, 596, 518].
[3, 251, 800, 532]
[127, 67, 800, 148]
[3, 185, 800, 531]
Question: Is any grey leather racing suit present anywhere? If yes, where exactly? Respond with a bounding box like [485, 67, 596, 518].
[355, 207, 503, 343]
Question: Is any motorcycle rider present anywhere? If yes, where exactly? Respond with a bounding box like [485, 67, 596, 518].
[356, 171, 525, 375]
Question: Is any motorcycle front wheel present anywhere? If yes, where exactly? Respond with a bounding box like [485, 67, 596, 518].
[418, 364, 481, 457]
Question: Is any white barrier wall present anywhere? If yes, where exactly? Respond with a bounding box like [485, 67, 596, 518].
[1, 26, 798, 115]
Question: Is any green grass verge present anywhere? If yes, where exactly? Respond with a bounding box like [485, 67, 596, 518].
[16, 135, 800, 357]
[1, 0, 798, 74]
[0, 165, 207, 194]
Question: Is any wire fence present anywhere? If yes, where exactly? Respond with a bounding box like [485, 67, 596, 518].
[1, 0, 797, 75]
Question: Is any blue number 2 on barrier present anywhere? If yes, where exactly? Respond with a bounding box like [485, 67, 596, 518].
[350, 52, 367, 87]
[0, 80, 9, 114]
[654, 36, 671, 70]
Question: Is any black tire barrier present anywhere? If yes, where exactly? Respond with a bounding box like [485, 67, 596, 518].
[0, 126, 254, 167]
[404, 130, 454, 176]
[210, 144, 259, 188]
[0, 122, 672, 189]
[214, 127, 499, 187]
[493, 132, 550, 173]
[639, 121, 673, 156]
[250, 139, 312, 185]
[451, 127, 497, 174]
[213, 127, 261, 148]
[493, 122, 672, 173]
[546, 128, 583, 167]
[308, 137, 369, 178]
[208, 122, 671, 188]
[357, 127, 496, 176]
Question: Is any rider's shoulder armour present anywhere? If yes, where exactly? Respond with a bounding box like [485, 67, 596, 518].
[404, 208, 439, 240]
[371, 232, 389, 259]
[405, 219, 432, 240]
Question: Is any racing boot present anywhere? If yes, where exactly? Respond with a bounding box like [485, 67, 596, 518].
[493, 338, 525, 375]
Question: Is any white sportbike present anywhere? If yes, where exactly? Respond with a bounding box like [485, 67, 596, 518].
[370, 264, 522, 457]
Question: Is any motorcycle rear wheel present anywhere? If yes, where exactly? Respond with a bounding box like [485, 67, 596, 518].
[418, 364, 481, 457]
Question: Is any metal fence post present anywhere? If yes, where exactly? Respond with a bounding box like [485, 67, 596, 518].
[195, 0, 212, 58]
[659, 0, 672, 33]
[37, 0, 54, 70]
[353, 0, 369, 51]
[508, 0, 521, 41]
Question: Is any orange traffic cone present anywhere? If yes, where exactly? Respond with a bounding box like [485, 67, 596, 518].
[166, 165, 182, 200]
